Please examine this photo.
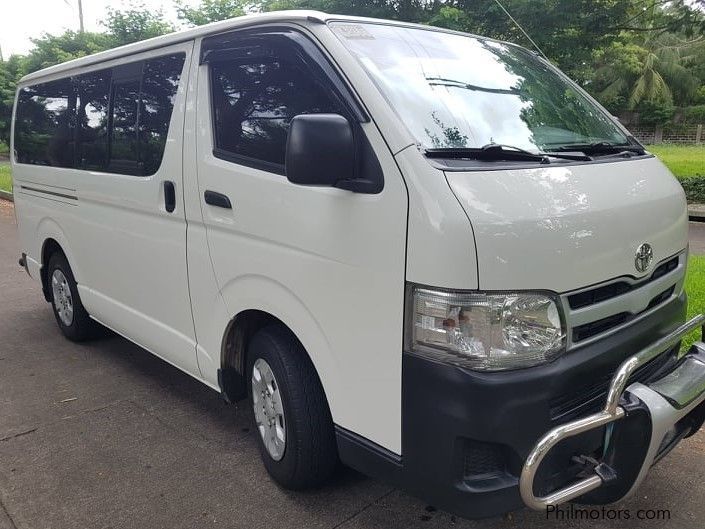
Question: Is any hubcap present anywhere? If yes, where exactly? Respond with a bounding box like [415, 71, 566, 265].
[51, 269, 74, 326]
[251, 358, 286, 461]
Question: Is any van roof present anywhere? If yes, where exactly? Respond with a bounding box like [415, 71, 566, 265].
[19, 10, 456, 85]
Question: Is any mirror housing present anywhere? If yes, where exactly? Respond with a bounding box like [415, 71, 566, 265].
[285, 113, 383, 194]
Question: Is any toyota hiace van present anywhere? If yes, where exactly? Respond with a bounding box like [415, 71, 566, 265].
[11, 11, 705, 518]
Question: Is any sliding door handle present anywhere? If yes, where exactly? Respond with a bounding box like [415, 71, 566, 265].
[164, 181, 176, 213]
[204, 190, 232, 209]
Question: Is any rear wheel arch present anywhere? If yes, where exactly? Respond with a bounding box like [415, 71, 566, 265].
[40, 238, 66, 302]
[36, 218, 83, 302]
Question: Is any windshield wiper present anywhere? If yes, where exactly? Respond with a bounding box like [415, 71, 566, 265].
[426, 144, 550, 163]
[547, 141, 645, 157]
[425, 77, 519, 95]
[425, 143, 591, 163]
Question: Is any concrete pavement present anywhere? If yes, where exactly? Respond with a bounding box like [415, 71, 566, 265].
[687, 220, 705, 255]
[1, 199, 704, 529]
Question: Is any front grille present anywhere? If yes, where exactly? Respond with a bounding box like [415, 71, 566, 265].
[646, 285, 675, 311]
[550, 346, 677, 422]
[573, 312, 630, 342]
[563, 253, 685, 347]
[567, 256, 679, 310]
[572, 285, 676, 343]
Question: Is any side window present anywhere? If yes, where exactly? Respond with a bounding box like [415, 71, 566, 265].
[15, 78, 76, 167]
[210, 48, 346, 169]
[76, 70, 111, 171]
[110, 78, 142, 175]
[14, 52, 185, 175]
[140, 55, 185, 175]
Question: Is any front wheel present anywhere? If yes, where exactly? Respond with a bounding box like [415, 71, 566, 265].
[247, 325, 338, 489]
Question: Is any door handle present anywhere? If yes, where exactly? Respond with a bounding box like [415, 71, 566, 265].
[164, 181, 176, 213]
[204, 190, 232, 209]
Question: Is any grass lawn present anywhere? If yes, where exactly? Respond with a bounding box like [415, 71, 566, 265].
[683, 255, 705, 351]
[0, 162, 11, 193]
[647, 144, 705, 179]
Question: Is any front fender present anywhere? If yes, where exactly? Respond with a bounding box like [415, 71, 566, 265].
[218, 274, 339, 419]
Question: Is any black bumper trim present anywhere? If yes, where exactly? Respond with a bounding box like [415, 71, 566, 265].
[335, 425, 403, 487]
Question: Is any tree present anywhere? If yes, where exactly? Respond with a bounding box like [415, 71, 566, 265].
[22, 31, 112, 74]
[592, 31, 704, 113]
[176, 0, 251, 26]
[1, 0, 705, 141]
[102, 1, 175, 46]
[0, 55, 27, 144]
[258, 0, 432, 23]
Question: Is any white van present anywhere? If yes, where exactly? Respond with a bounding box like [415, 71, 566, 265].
[11, 10, 705, 518]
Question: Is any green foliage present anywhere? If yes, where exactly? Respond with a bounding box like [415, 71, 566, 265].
[259, 0, 432, 22]
[592, 38, 701, 112]
[0, 0, 705, 142]
[695, 86, 705, 104]
[102, 1, 176, 45]
[0, 163, 11, 193]
[22, 31, 112, 73]
[0, 55, 28, 144]
[0, 142, 8, 156]
[683, 105, 705, 123]
[681, 176, 705, 202]
[637, 100, 675, 125]
[176, 0, 250, 25]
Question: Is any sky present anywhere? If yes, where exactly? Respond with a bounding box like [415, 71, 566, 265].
[0, 0, 186, 58]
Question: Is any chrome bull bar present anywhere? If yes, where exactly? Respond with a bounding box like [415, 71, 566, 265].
[520, 314, 705, 511]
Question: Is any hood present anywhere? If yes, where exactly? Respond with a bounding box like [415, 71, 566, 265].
[444, 157, 688, 293]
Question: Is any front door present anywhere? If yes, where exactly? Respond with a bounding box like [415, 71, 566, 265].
[194, 27, 409, 453]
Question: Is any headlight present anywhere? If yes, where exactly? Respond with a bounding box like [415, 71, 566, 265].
[410, 287, 565, 371]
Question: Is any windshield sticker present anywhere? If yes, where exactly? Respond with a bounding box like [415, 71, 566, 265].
[335, 24, 375, 40]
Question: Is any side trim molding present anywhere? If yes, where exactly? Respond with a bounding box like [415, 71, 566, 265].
[20, 185, 78, 201]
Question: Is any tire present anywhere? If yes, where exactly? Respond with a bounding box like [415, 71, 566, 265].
[47, 252, 97, 342]
[247, 324, 338, 489]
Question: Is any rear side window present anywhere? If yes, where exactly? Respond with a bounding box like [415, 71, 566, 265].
[210, 49, 346, 170]
[14, 52, 185, 176]
[76, 70, 111, 171]
[15, 78, 76, 168]
[110, 78, 142, 174]
[141, 55, 184, 175]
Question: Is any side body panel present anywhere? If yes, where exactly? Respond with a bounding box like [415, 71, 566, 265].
[12, 41, 201, 379]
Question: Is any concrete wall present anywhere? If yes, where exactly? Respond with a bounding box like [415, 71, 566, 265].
[628, 124, 703, 145]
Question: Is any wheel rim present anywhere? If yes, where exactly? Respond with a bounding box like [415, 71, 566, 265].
[51, 269, 74, 326]
[251, 358, 286, 461]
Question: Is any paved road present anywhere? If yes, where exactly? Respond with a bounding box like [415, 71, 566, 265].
[688, 220, 705, 255]
[1, 200, 704, 529]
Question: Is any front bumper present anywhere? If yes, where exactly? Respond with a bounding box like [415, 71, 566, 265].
[520, 314, 705, 509]
[395, 293, 693, 518]
[338, 293, 705, 519]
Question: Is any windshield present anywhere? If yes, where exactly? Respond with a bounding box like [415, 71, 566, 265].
[331, 22, 629, 153]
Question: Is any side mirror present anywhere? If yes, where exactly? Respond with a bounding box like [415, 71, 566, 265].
[285, 113, 354, 188]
